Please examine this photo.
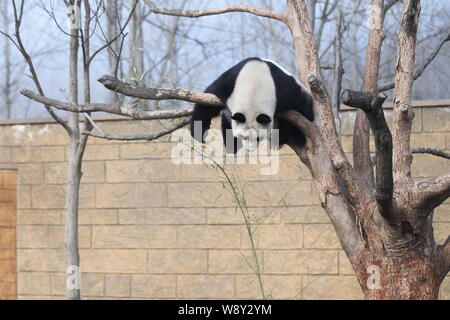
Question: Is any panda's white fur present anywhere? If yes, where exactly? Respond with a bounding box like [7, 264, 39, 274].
[226, 60, 276, 150]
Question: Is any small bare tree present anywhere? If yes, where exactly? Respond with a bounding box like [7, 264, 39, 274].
[21, 0, 450, 299]
[1, 0, 136, 299]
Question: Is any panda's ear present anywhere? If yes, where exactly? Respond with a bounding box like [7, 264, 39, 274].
[256, 114, 272, 124]
[231, 112, 246, 123]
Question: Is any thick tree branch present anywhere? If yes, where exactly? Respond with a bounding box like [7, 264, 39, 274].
[332, 10, 344, 135]
[288, 1, 354, 171]
[282, 111, 365, 258]
[287, 1, 367, 210]
[143, 0, 288, 24]
[412, 147, 450, 159]
[413, 173, 450, 211]
[378, 31, 450, 92]
[20, 89, 194, 120]
[342, 90, 393, 218]
[307, 77, 359, 196]
[392, 0, 421, 181]
[280, 110, 318, 138]
[280, 110, 320, 151]
[353, 0, 386, 189]
[83, 118, 189, 141]
[98, 75, 223, 106]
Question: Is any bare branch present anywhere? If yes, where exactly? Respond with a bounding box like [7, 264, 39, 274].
[392, 0, 421, 181]
[88, 0, 138, 64]
[7, 0, 70, 132]
[412, 147, 450, 159]
[284, 1, 369, 209]
[307, 76, 348, 171]
[98, 75, 223, 106]
[413, 174, 450, 211]
[287, 1, 353, 177]
[143, 0, 288, 24]
[378, 31, 450, 92]
[332, 10, 344, 135]
[353, 0, 386, 189]
[342, 90, 393, 218]
[83, 117, 189, 141]
[20, 89, 194, 120]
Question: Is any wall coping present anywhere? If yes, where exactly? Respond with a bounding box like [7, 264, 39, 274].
[0, 99, 449, 126]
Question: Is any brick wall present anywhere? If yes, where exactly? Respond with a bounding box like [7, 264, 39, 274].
[0, 102, 448, 300]
[0, 169, 17, 299]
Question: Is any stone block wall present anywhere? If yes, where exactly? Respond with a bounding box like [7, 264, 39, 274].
[0, 102, 448, 299]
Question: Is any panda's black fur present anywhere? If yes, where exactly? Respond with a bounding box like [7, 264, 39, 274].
[190, 57, 314, 153]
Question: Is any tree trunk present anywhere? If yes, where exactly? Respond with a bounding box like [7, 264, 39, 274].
[351, 245, 442, 300]
[2, 0, 12, 119]
[285, 0, 449, 300]
[363, 258, 440, 300]
[106, 0, 120, 102]
[65, 1, 81, 300]
[65, 135, 81, 300]
[129, 0, 144, 82]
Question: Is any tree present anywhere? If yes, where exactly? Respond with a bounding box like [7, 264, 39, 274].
[1, 0, 137, 299]
[21, 0, 450, 299]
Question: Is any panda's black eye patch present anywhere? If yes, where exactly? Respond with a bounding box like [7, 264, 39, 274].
[231, 112, 246, 123]
[256, 114, 272, 124]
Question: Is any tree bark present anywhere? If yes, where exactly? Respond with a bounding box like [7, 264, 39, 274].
[286, 0, 448, 300]
[65, 0, 82, 300]
[352, 0, 386, 188]
[106, 0, 120, 102]
[2, 0, 12, 118]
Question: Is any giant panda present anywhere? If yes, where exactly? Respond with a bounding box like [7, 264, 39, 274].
[190, 57, 314, 153]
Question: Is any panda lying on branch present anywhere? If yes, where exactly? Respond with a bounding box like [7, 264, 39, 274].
[190, 57, 314, 153]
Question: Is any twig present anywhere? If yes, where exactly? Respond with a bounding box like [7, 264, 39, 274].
[82, 117, 189, 141]
[412, 147, 450, 160]
[378, 31, 450, 92]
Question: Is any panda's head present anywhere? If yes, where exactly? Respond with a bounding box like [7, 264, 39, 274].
[227, 60, 277, 151]
[230, 112, 273, 151]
